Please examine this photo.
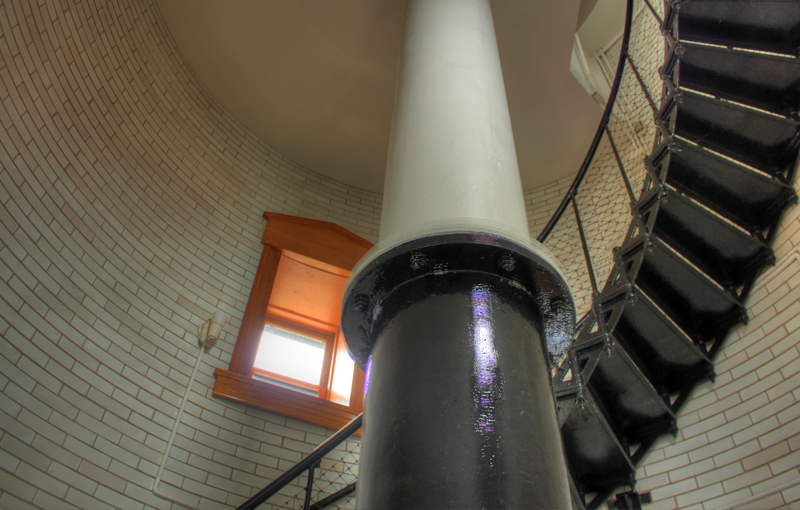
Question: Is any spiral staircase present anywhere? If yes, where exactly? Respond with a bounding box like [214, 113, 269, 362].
[239, 1, 800, 509]
[554, 1, 800, 507]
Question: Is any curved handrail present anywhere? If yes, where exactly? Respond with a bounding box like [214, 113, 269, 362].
[237, 414, 363, 510]
[537, 0, 635, 244]
[308, 482, 357, 510]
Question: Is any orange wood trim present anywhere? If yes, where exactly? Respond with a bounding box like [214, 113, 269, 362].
[263, 212, 373, 249]
[263, 313, 337, 341]
[213, 368, 362, 434]
[229, 245, 282, 375]
[282, 250, 351, 277]
[266, 304, 340, 335]
[262, 212, 373, 271]
[350, 366, 366, 412]
[224, 213, 373, 427]
[318, 335, 334, 400]
[252, 368, 321, 393]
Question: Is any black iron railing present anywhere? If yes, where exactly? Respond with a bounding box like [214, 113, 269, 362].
[237, 415, 362, 510]
[537, 0, 635, 244]
[546, 0, 668, 415]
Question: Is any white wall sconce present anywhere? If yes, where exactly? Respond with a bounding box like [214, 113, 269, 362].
[199, 310, 229, 350]
[155, 309, 231, 508]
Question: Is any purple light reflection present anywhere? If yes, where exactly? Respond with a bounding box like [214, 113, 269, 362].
[471, 284, 501, 442]
[471, 285, 498, 389]
[470, 234, 500, 246]
[363, 356, 373, 396]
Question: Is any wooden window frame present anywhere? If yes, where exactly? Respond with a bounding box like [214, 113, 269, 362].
[213, 212, 372, 431]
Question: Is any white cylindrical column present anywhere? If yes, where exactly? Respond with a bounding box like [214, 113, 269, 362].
[379, 0, 530, 248]
[342, 2, 575, 506]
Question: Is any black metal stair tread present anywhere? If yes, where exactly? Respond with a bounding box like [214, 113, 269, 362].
[559, 1, 799, 505]
[587, 346, 675, 442]
[678, 44, 800, 117]
[673, 92, 800, 174]
[614, 288, 712, 394]
[666, 139, 797, 231]
[562, 392, 634, 492]
[654, 189, 773, 288]
[679, 1, 800, 56]
[635, 237, 746, 341]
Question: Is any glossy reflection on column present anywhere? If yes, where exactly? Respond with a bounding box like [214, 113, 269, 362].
[470, 284, 504, 506]
[356, 272, 571, 509]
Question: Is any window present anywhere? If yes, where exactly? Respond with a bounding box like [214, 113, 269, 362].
[253, 324, 329, 395]
[213, 212, 372, 430]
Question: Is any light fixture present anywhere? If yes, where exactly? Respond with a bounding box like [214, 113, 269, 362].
[198, 310, 229, 350]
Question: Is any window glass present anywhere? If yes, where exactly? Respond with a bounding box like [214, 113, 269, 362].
[329, 351, 355, 406]
[254, 325, 326, 385]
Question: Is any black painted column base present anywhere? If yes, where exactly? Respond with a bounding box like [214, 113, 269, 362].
[342, 234, 575, 510]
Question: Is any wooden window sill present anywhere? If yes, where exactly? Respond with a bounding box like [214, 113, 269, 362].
[213, 368, 362, 434]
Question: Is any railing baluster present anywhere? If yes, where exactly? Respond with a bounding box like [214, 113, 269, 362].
[303, 462, 318, 510]
[625, 53, 659, 115]
[572, 196, 599, 295]
[237, 414, 362, 510]
[597, 52, 647, 152]
[605, 126, 637, 204]
[308, 483, 357, 510]
[537, 0, 635, 243]
[643, 0, 663, 26]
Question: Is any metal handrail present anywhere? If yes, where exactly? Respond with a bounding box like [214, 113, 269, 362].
[308, 483, 357, 510]
[537, 0, 635, 244]
[237, 414, 363, 510]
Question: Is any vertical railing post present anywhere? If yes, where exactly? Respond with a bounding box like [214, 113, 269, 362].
[236, 414, 362, 510]
[605, 127, 638, 205]
[536, 0, 635, 243]
[643, 0, 663, 26]
[625, 53, 659, 115]
[303, 462, 318, 510]
[569, 348, 585, 408]
[572, 196, 599, 295]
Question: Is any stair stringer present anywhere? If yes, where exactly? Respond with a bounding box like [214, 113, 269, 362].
[555, 2, 800, 508]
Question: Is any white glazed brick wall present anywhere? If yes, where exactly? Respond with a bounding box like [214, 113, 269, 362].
[0, 0, 380, 508]
[634, 172, 800, 510]
[524, 175, 574, 238]
[0, 0, 798, 508]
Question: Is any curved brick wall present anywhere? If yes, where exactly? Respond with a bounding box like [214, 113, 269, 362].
[0, 0, 799, 508]
[0, 0, 380, 508]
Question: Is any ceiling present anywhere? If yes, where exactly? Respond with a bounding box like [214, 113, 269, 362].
[578, 0, 627, 55]
[156, 0, 604, 193]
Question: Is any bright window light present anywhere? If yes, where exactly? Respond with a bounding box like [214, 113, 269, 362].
[330, 351, 355, 406]
[254, 325, 325, 385]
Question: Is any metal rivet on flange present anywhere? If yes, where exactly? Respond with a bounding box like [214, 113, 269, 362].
[353, 294, 370, 312]
[498, 255, 516, 272]
[410, 252, 428, 270]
